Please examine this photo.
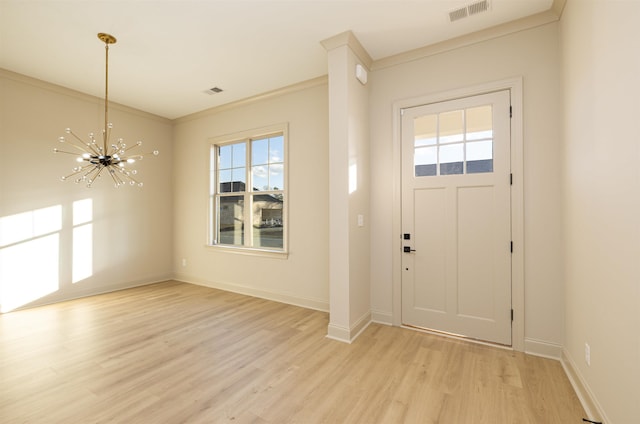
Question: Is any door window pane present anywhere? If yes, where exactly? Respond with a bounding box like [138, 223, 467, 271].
[467, 140, 493, 173]
[414, 114, 437, 147]
[439, 144, 464, 175]
[439, 110, 464, 144]
[412, 104, 495, 177]
[466, 106, 493, 141]
[415, 146, 437, 176]
[467, 140, 493, 161]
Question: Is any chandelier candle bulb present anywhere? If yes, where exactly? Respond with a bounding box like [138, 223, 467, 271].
[54, 33, 158, 188]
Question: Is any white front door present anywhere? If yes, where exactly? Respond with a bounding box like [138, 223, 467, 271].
[401, 90, 512, 345]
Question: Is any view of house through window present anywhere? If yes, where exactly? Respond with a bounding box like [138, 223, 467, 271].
[210, 128, 286, 251]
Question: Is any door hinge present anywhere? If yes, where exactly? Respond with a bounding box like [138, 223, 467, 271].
[510, 173, 513, 185]
[510, 241, 513, 253]
[511, 309, 514, 321]
[509, 105, 513, 118]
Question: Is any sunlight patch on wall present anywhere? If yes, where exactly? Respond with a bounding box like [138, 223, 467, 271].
[72, 199, 93, 283]
[349, 163, 358, 194]
[0, 206, 62, 312]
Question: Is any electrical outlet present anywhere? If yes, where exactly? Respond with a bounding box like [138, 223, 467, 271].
[181, 258, 187, 267]
[585, 343, 591, 366]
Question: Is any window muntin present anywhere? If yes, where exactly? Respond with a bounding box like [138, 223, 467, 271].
[413, 105, 494, 177]
[210, 129, 286, 252]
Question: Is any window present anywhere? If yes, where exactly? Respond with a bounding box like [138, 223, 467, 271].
[414, 105, 494, 177]
[209, 126, 287, 252]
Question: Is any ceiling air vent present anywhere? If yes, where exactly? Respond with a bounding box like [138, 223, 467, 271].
[204, 87, 224, 95]
[449, 7, 468, 22]
[468, 0, 489, 16]
[449, 0, 490, 22]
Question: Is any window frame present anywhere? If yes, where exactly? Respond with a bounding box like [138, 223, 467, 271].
[208, 124, 288, 256]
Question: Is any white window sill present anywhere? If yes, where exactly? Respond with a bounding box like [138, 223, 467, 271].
[205, 244, 288, 259]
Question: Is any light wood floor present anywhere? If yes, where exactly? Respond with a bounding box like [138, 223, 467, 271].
[0, 281, 585, 423]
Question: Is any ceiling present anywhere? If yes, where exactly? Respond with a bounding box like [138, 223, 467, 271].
[0, 0, 553, 120]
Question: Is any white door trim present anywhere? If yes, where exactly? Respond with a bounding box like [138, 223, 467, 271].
[391, 77, 524, 352]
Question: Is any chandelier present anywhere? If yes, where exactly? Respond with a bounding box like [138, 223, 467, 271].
[54, 33, 158, 188]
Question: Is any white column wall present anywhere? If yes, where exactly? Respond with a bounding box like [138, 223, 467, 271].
[324, 33, 372, 342]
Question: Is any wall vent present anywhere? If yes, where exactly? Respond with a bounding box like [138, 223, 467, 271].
[449, 0, 490, 22]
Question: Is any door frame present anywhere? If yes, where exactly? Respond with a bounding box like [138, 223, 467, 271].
[391, 77, 524, 351]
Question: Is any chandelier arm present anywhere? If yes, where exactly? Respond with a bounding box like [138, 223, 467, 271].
[60, 137, 95, 154]
[84, 165, 101, 177]
[113, 164, 141, 185]
[61, 163, 95, 180]
[107, 168, 122, 187]
[66, 129, 102, 155]
[83, 167, 100, 184]
[54, 149, 83, 155]
[87, 165, 107, 186]
[122, 143, 143, 153]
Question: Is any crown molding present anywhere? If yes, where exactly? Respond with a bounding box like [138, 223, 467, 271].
[552, 0, 567, 18]
[372, 4, 563, 71]
[173, 75, 328, 124]
[0, 68, 171, 124]
[321, 30, 373, 69]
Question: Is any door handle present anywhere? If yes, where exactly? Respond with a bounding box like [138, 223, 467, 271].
[403, 246, 416, 253]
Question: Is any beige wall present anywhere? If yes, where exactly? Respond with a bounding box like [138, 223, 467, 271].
[172, 80, 330, 311]
[560, 1, 640, 422]
[0, 70, 173, 312]
[369, 23, 564, 354]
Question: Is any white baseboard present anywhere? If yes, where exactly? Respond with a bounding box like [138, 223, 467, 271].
[371, 309, 393, 325]
[326, 323, 351, 342]
[327, 311, 372, 344]
[561, 349, 610, 424]
[174, 274, 329, 313]
[524, 337, 563, 359]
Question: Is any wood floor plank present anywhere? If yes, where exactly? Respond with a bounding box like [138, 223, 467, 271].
[0, 281, 585, 423]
